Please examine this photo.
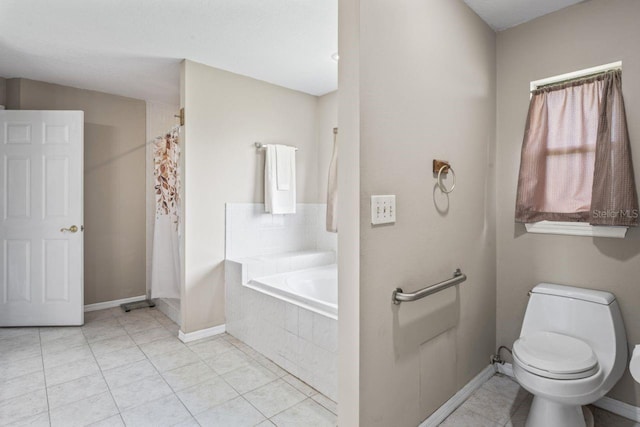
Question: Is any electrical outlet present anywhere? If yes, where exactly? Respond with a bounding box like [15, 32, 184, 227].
[371, 195, 396, 225]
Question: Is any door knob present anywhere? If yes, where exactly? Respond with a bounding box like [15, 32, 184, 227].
[60, 225, 78, 233]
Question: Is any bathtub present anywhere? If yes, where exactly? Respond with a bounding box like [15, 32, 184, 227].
[247, 264, 338, 319]
[225, 259, 338, 400]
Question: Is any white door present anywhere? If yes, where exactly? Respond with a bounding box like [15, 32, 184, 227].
[0, 111, 84, 326]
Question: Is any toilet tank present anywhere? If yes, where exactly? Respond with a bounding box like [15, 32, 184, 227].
[521, 283, 627, 373]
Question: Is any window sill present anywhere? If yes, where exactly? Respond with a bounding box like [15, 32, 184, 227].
[524, 221, 628, 239]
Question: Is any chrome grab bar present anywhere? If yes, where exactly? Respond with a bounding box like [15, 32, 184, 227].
[392, 268, 467, 305]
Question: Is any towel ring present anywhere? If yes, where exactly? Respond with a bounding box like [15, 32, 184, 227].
[437, 165, 456, 194]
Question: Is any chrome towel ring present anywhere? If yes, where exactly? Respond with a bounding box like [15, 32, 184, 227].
[437, 164, 456, 193]
[434, 159, 456, 194]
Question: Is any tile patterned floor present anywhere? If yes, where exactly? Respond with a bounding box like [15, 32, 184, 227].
[440, 374, 640, 427]
[0, 306, 337, 427]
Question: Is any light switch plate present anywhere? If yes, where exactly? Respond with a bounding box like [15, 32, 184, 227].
[371, 195, 396, 225]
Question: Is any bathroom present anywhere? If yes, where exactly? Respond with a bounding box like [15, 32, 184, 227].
[2, 0, 640, 426]
[340, 0, 640, 425]
[183, 62, 339, 400]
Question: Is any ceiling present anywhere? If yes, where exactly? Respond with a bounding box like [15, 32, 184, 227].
[0, 1, 583, 104]
[463, 0, 584, 31]
[0, 0, 337, 104]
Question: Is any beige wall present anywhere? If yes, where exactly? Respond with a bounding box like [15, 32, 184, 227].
[180, 60, 322, 333]
[337, 0, 361, 423]
[6, 78, 19, 109]
[0, 77, 6, 107]
[8, 78, 147, 305]
[496, 0, 640, 407]
[342, 0, 497, 425]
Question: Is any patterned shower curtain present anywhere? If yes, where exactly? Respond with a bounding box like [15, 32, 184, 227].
[150, 127, 181, 299]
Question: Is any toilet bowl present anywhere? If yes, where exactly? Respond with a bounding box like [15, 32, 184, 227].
[513, 283, 627, 427]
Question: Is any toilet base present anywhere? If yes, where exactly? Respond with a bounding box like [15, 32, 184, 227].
[525, 397, 593, 427]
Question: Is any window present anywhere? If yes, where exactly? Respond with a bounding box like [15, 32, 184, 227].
[515, 62, 638, 238]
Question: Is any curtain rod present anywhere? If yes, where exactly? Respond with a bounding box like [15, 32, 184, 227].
[532, 68, 620, 91]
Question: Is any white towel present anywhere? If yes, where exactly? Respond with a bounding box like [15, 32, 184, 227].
[265, 144, 296, 214]
[276, 145, 292, 190]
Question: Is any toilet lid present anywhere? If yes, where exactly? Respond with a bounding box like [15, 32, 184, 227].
[513, 331, 599, 380]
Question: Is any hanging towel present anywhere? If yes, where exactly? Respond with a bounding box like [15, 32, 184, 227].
[265, 144, 296, 214]
[326, 129, 338, 232]
[276, 145, 292, 190]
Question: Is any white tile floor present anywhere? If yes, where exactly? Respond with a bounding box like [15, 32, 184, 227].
[0, 306, 337, 427]
[440, 374, 640, 427]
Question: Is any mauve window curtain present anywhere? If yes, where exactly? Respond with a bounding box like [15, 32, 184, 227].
[515, 70, 639, 226]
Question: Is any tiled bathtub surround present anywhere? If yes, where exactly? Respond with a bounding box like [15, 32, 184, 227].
[225, 203, 337, 260]
[225, 203, 338, 401]
[226, 261, 338, 401]
[232, 250, 336, 286]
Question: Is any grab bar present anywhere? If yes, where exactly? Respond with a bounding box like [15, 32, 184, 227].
[392, 268, 466, 305]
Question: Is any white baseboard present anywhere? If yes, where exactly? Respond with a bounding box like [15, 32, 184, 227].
[178, 324, 226, 343]
[419, 365, 496, 427]
[595, 396, 640, 422]
[84, 295, 147, 312]
[496, 362, 640, 423]
[155, 298, 181, 327]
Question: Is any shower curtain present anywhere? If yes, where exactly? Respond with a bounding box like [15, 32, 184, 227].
[151, 127, 181, 299]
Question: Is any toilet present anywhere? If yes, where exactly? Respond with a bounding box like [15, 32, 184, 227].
[513, 283, 627, 427]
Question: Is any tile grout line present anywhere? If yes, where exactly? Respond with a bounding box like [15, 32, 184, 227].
[80, 312, 127, 427]
[167, 384, 202, 423]
[239, 394, 273, 424]
[177, 332, 300, 424]
[502, 390, 531, 427]
[0, 355, 50, 402]
[222, 332, 331, 400]
[119, 308, 200, 425]
[80, 308, 180, 425]
[266, 396, 318, 423]
[218, 335, 330, 424]
[489, 375, 530, 427]
[148, 309, 233, 424]
[81, 308, 181, 425]
[6, 308, 335, 427]
[310, 394, 338, 416]
[16, 315, 165, 425]
[37, 328, 53, 427]
[117, 310, 182, 420]
[443, 403, 505, 426]
[151, 346, 204, 423]
[186, 334, 269, 422]
[239, 376, 310, 422]
[0, 332, 44, 373]
[444, 375, 528, 427]
[169, 324, 318, 391]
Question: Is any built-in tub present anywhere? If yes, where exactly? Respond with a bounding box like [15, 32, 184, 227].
[225, 259, 338, 400]
[247, 264, 337, 319]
